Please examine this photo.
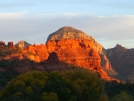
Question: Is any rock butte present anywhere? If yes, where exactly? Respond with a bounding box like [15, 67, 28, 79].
[47, 27, 117, 75]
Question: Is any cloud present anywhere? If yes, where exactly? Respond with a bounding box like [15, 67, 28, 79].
[0, 12, 134, 48]
[0, 11, 29, 19]
[35, 12, 84, 19]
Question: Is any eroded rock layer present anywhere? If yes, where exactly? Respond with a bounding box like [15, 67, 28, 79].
[46, 39, 114, 80]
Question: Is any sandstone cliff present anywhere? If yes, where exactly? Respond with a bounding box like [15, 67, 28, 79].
[24, 44, 49, 62]
[45, 27, 118, 80]
[47, 27, 117, 76]
[46, 39, 114, 80]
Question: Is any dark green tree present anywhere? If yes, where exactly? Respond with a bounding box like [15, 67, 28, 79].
[0, 71, 48, 101]
[110, 91, 134, 101]
[0, 68, 106, 101]
[61, 69, 104, 101]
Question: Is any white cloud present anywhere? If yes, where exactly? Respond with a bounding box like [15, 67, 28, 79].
[0, 11, 29, 19]
[0, 12, 134, 48]
[35, 12, 83, 19]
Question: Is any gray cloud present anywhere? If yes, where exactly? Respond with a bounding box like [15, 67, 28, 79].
[0, 12, 134, 48]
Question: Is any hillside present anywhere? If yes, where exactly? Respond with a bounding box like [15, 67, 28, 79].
[106, 44, 134, 82]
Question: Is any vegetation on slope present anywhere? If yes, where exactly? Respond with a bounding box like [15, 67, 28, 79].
[0, 69, 106, 101]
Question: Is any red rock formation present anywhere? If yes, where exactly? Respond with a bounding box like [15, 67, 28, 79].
[8, 42, 14, 47]
[46, 39, 114, 81]
[0, 41, 6, 47]
[24, 44, 49, 62]
[20, 39, 114, 80]
[47, 26, 117, 76]
[0, 27, 119, 82]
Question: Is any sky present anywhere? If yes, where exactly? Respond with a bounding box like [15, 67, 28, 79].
[0, 0, 134, 49]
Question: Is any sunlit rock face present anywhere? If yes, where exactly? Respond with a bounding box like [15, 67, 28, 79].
[47, 26, 116, 75]
[24, 44, 49, 62]
[46, 26, 117, 80]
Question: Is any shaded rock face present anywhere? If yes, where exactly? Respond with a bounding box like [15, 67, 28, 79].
[47, 52, 59, 63]
[106, 44, 134, 82]
[100, 54, 118, 76]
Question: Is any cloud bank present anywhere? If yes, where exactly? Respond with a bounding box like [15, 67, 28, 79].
[0, 11, 134, 49]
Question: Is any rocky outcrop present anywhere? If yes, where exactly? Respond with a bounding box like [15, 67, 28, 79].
[47, 27, 94, 41]
[24, 44, 49, 62]
[15, 40, 31, 48]
[0, 41, 6, 47]
[7, 42, 14, 47]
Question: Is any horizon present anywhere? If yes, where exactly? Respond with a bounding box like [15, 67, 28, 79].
[0, 0, 134, 49]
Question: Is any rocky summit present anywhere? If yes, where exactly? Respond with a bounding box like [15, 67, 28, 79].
[47, 26, 93, 41]
[47, 27, 104, 54]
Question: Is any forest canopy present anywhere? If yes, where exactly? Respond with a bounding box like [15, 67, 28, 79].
[0, 69, 105, 101]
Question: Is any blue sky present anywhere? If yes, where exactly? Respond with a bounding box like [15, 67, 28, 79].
[0, 0, 134, 48]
